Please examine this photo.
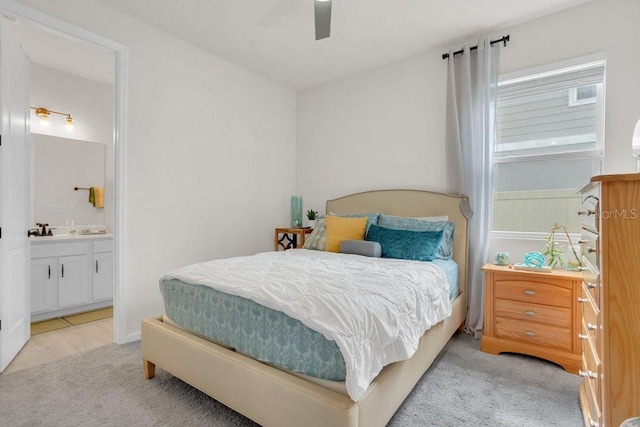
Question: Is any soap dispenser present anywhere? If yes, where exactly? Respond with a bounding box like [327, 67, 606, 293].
[69, 220, 76, 235]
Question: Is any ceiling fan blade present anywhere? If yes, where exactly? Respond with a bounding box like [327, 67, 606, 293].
[314, 0, 332, 40]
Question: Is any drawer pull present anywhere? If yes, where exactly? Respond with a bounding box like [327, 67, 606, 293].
[587, 247, 596, 254]
[587, 323, 597, 331]
[586, 282, 597, 289]
[524, 289, 536, 296]
[577, 297, 589, 303]
[578, 333, 588, 340]
[524, 310, 536, 317]
[578, 239, 587, 244]
[524, 331, 536, 337]
[578, 369, 597, 379]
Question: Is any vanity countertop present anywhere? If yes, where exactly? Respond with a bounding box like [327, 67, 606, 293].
[30, 233, 113, 244]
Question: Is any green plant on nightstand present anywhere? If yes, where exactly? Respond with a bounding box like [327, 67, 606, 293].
[542, 223, 582, 269]
[306, 209, 318, 228]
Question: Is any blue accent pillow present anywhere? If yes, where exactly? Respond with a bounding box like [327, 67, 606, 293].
[365, 224, 443, 262]
[340, 240, 382, 257]
[377, 214, 455, 260]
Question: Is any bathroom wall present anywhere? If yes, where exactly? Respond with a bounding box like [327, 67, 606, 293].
[33, 134, 105, 227]
[30, 63, 114, 230]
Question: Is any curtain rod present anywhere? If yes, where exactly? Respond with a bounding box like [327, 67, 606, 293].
[442, 35, 510, 60]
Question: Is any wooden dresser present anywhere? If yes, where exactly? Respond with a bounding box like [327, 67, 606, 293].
[481, 263, 582, 373]
[578, 174, 640, 427]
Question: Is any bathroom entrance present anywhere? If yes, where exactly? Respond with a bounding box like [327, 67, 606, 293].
[0, 2, 128, 371]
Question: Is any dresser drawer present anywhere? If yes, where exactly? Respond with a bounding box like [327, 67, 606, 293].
[580, 228, 600, 269]
[579, 183, 600, 232]
[495, 317, 572, 351]
[581, 330, 601, 402]
[494, 280, 571, 308]
[579, 285, 600, 345]
[582, 375, 602, 427]
[494, 298, 571, 328]
[581, 258, 600, 307]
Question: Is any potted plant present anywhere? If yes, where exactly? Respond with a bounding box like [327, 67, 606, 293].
[542, 223, 582, 270]
[306, 209, 318, 228]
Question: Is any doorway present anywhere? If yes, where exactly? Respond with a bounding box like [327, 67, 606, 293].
[0, 1, 128, 372]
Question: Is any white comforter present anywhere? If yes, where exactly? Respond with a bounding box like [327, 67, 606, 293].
[161, 249, 451, 401]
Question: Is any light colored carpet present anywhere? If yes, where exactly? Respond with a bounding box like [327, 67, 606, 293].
[62, 307, 113, 325]
[30, 318, 69, 335]
[0, 333, 582, 426]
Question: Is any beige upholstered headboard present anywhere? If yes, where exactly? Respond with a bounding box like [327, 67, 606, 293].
[326, 189, 469, 296]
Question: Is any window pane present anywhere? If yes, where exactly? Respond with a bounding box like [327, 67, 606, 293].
[493, 157, 594, 234]
[496, 84, 599, 156]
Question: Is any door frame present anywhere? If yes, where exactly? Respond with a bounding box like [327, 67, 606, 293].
[0, 0, 130, 344]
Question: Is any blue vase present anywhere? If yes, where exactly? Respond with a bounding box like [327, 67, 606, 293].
[290, 196, 303, 228]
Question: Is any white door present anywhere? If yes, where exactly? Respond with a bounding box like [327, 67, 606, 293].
[0, 18, 31, 372]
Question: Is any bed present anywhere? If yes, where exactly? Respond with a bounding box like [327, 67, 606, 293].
[141, 189, 469, 427]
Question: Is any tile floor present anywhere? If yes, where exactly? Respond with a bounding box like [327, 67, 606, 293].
[3, 317, 113, 374]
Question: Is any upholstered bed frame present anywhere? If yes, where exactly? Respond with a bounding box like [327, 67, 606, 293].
[141, 189, 469, 427]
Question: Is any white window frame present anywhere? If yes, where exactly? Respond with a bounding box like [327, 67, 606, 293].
[491, 53, 606, 240]
[568, 85, 597, 107]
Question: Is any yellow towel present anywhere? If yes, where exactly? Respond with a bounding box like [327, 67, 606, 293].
[91, 187, 104, 208]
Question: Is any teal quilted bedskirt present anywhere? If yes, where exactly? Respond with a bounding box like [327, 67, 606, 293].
[160, 278, 347, 381]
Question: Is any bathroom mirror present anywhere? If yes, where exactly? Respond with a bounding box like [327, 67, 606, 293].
[33, 134, 105, 227]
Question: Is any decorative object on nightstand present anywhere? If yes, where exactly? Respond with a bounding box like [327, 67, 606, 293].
[513, 251, 551, 272]
[274, 227, 313, 251]
[290, 196, 303, 228]
[542, 223, 581, 270]
[494, 252, 510, 266]
[306, 209, 318, 228]
[577, 174, 640, 427]
[481, 263, 582, 374]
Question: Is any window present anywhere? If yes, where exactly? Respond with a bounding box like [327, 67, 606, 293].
[492, 56, 605, 235]
[568, 85, 597, 106]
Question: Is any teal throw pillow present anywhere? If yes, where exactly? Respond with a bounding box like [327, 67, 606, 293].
[365, 224, 443, 262]
[377, 214, 455, 260]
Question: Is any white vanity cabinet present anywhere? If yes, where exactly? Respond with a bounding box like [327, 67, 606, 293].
[30, 236, 113, 322]
[92, 239, 114, 302]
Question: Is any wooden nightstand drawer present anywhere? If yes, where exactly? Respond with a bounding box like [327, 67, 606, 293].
[495, 279, 571, 308]
[494, 298, 571, 328]
[495, 317, 572, 352]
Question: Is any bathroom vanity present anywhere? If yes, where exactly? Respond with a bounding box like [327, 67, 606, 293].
[30, 234, 113, 322]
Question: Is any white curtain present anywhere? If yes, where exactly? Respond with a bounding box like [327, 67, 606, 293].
[445, 39, 500, 337]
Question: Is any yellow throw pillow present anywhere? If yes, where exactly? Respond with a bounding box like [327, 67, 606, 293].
[324, 215, 368, 253]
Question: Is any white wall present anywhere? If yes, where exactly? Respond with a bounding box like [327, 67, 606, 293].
[20, 0, 297, 338]
[298, 0, 640, 261]
[297, 54, 447, 214]
[30, 63, 114, 144]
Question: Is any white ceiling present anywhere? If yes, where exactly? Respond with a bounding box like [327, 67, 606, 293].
[10, 0, 593, 91]
[97, 0, 593, 90]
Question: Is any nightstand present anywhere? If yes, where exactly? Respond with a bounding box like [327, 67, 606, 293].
[480, 263, 582, 373]
[274, 227, 313, 251]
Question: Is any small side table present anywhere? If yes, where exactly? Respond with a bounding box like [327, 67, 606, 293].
[274, 227, 313, 251]
[480, 263, 582, 373]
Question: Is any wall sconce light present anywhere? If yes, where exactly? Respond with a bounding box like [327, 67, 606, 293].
[31, 106, 74, 130]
